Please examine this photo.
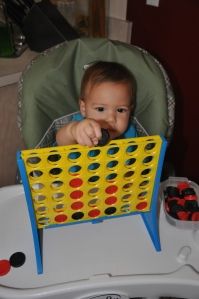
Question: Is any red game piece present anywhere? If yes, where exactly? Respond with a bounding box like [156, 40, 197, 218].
[177, 182, 190, 192]
[0, 260, 11, 276]
[54, 214, 67, 223]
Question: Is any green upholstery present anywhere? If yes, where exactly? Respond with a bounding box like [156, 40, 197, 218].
[19, 38, 169, 148]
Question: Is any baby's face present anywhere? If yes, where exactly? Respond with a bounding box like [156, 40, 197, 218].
[80, 81, 133, 139]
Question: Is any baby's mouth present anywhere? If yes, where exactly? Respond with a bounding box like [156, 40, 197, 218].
[97, 121, 118, 138]
[107, 128, 119, 139]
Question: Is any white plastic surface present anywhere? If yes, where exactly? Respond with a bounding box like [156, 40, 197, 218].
[1, 184, 199, 298]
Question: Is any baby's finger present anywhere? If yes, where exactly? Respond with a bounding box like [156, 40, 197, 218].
[91, 136, 99, 146]
[90, 122, 102, 140]
[79, 130, 95, 147]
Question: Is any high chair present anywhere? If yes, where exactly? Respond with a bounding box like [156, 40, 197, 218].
[1, 38, 199, 299]
[17, 38, 175, 148]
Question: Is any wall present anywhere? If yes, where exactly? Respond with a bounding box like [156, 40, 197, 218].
[106, 0, 132, 43]
[127, 0, 199, 183]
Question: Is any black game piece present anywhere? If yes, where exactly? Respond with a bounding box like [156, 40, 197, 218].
[97, 128, 110, 146]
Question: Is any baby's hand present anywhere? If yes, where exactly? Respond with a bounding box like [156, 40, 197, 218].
[71, 119, 102, 146]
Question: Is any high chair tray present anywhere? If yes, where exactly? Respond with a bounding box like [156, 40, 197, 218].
[1, 183, 199, 293]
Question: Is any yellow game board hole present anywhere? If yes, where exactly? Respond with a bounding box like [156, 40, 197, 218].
[138, 191, 148, 200]
[52, 192, 65, 201]
[141, 168, 151, 177]
[31, 183, 45, 191]
[126, 143, 138, 154]
[88, 198, 100, 207]
[51, 180, 63, 189]
[88, 162, 100, 172]
[123, 170, 134, 180]
[125, 157, 136, 167]
[121, 193, 132, 202]
[49, 167, 62, 177]
[29, 170, 43, 179]
[67, 151, 81, 161]
[107, 146, 119, 157]
[53, 203, 65, 212]
[38, 217, 50, 226]
[36, 205, 48, 215]
[88, 187, 99, 196]
[34, 194, 46, 202]
[122, 182, 133, 191]
[106, 160, 118, 169]
[142, 156, 153, 165]
[139, 180, 150, 189]
[87, 149, 101, 159]
[106, 173, 117, 183]
[88, 175, 100, 184]
[144, 141, 156, 153]
[120, 204, 131, 213]
[68, 165, 82, 175]
[27, 156, 41, 166]
[47, 153, 61, 163]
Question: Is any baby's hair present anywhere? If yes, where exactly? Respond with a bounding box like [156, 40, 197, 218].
[80, 61, 136, 104]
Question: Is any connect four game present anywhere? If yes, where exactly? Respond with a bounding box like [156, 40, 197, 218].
[17, 135, 167, 274]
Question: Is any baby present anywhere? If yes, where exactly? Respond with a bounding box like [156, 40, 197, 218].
[56, 61, 137, 146]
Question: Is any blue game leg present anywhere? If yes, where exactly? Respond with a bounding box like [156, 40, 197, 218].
[16, 152, 43, 274]
[141, 137, 167, 251]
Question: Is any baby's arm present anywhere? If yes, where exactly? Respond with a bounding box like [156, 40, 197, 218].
[56, 119, 102, 146]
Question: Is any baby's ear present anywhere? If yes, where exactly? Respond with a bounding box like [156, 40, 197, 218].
[79, 99, 86, 116]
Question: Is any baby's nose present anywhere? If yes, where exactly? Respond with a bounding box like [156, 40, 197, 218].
[107, 111, 116, 124]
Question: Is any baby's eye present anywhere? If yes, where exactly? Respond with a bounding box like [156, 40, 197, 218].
[96, 107, 104, 112]
[117, 108, 127, 113]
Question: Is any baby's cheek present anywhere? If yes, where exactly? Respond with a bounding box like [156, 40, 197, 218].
[119, 120, 129, 132]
